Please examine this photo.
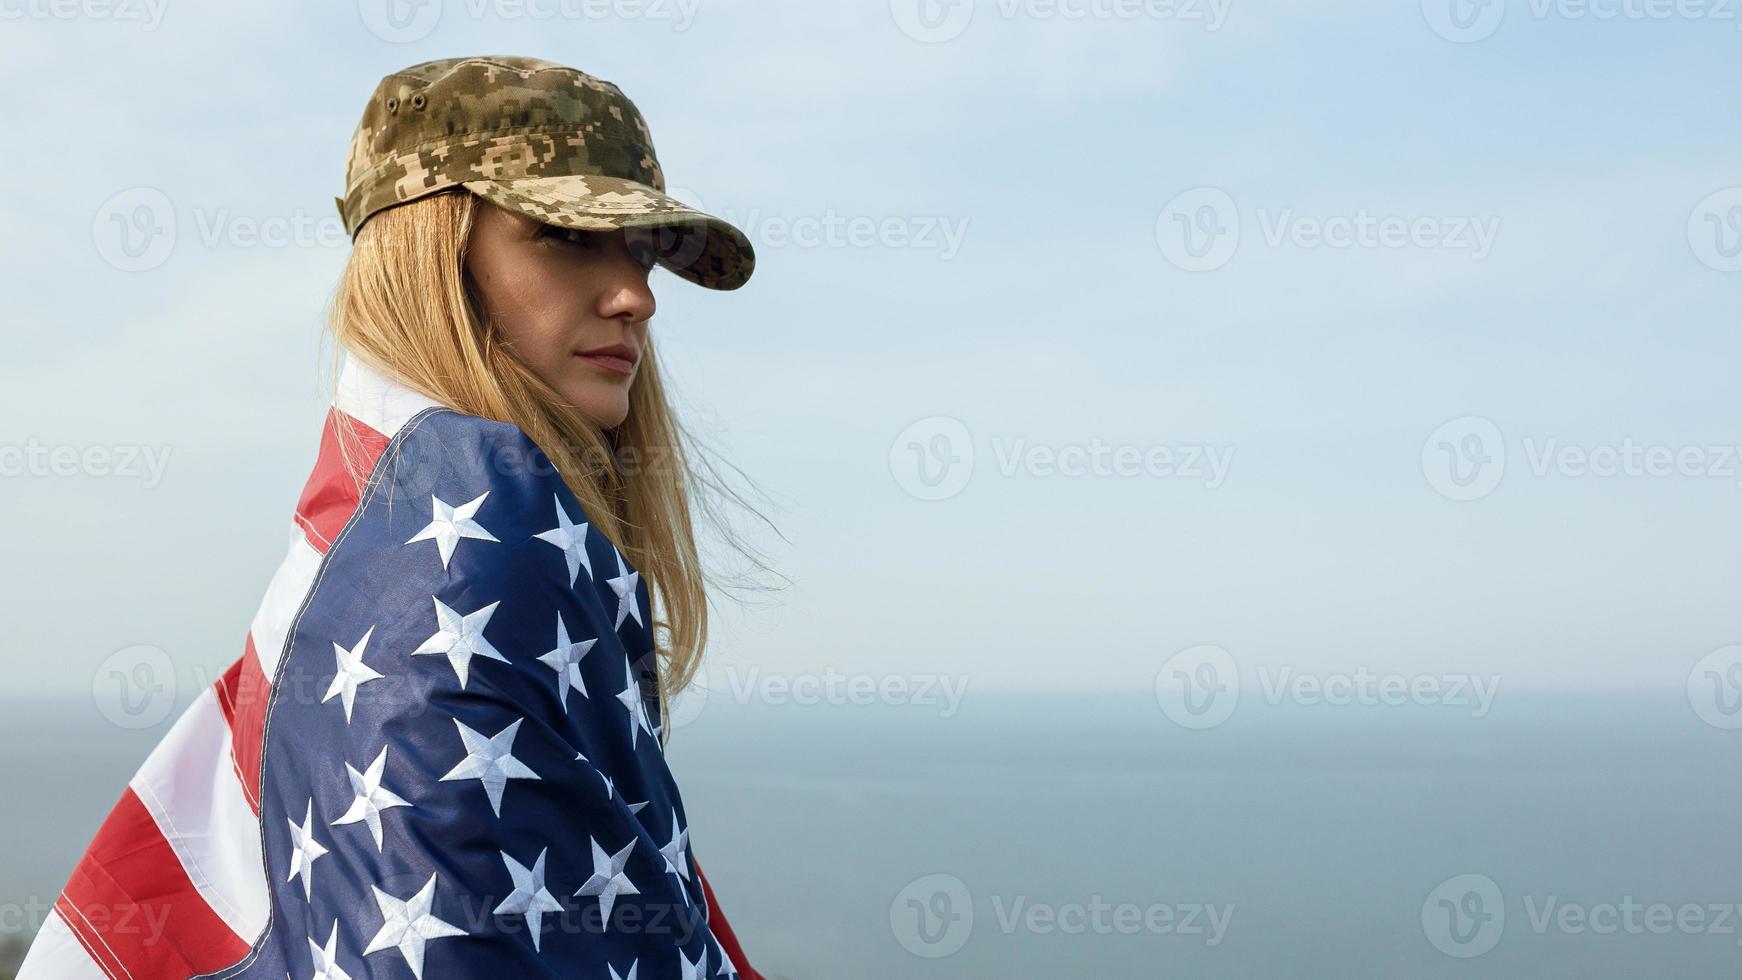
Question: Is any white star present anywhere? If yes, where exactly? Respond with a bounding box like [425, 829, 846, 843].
[322, 626, 383, 723]
[406, 491, 498, 569]
[494, 847, 563, 953]
[715, 943, 736, 977]
[536, 612, 595, 711]
[615, 655, 656, 748]
[606, 548, 644, 630]
[332, 746, 411, 851]
[285, 798, 329, 901]
[533, 494, 592, 586]
[659, 808, 691, 890]
[411, 597, 507, 689]
[680, 944, 708, 980]
[362, 873, 466, 980]
[574, 836, 640, 927]
[307, 921, 352, 980]
[440, 717, 539, 817]
[607, 960, 639, 980]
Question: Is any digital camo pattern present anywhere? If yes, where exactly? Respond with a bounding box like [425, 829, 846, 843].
[338, 55, 754, 290]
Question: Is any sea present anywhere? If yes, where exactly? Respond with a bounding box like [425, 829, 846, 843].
[2, 690, 1737, 979]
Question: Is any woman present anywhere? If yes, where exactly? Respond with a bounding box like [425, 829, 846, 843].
[20, 56, 764, 979]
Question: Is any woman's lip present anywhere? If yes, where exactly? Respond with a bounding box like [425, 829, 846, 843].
[575, 352, 636, 375]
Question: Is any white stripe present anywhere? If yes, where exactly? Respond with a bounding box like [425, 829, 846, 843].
[335, 351, 444, 439]
[14, 908, 112, 980]
[127, 687, 268, 946]
[250, 524, 324, 680]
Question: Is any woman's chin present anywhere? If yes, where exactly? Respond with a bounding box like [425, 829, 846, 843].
[564, 389, 631, 430]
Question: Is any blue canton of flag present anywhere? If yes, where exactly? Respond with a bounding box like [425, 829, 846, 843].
[220, 407, 736, 979]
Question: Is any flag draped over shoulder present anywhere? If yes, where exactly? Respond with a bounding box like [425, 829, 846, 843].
[20, 354, 762, 980]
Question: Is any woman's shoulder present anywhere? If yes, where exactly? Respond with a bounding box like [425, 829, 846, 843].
[290, 394, 658, 741]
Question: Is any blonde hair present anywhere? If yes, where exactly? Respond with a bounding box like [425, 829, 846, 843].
[324, 189, 732, 722]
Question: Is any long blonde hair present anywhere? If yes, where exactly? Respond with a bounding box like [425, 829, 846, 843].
[324, 189, 730, 714]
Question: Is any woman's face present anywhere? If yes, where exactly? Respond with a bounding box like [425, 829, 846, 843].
[464, 201, 658, 429]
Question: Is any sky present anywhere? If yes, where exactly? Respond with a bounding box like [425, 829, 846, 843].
[1, 0, 1739, 717]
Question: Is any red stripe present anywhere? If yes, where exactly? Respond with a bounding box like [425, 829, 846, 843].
[293, 407, 390, 555]
[696, 861, 763, 980]
[56, 788, 251, 978]
[213, 638, 272, 816]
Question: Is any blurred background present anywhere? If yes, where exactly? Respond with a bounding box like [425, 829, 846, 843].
[2, 1, 1741, 977]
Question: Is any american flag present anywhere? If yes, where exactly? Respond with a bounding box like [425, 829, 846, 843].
[19, 354, 762, 979]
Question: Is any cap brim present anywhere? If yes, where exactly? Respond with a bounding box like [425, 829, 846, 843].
[462, 175, 755, 291]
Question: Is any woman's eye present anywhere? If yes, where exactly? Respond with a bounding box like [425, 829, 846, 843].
[542, 226, 602, 249]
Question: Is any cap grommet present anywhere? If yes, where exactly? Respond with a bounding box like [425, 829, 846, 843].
[385, 97, 398, 113]
[410, 93, 427, 110]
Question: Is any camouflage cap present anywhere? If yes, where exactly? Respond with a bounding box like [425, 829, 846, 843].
[337, 55, 754, 290]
